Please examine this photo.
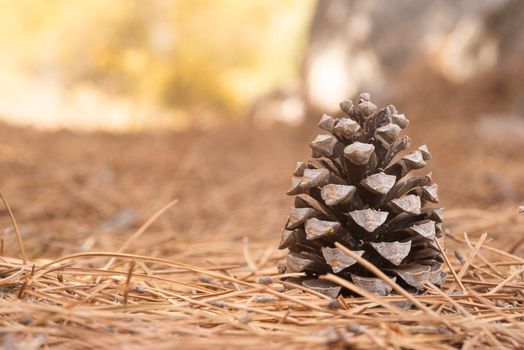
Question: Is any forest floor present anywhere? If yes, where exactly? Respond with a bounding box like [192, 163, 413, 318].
[1, 71, 524, 348]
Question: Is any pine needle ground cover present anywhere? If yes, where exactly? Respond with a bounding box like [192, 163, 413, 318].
[1, 99, 524, 348]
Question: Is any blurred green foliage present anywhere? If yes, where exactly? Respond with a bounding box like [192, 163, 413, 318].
[0, 0, 314, 119]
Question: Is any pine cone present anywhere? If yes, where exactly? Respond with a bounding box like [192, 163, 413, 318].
[280, 93, 446, 297]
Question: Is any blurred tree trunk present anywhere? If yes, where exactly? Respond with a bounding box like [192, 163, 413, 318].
[301, 0, 524, 116]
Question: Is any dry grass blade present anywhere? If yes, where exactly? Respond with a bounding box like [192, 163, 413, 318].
[435, 236, 467, 293]
[448, 232, 487, 293]
[101, 199, 178, 271]
[486, 267, 524, 295]
[0, 192, 27, 264]
[123, 261, 136, 305]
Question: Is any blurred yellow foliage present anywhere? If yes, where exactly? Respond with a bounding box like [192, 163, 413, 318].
[0, 0, 314, 128]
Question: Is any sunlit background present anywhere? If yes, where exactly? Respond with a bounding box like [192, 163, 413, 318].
[1, 0, 521, 132]
[0, 0, 315, 131]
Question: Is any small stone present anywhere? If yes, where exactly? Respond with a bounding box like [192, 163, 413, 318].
[346, 324, 364, 334]
[134, 285, 146, 293]
[238, 314, 252, 324]
[209, 300, 227, 309]
[258, 276, 272, 285]
[454, 251, 465, 264]
[20, 316, 32, 325]
[495, 300, 512, 308]
[255, 295, 275, 303]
